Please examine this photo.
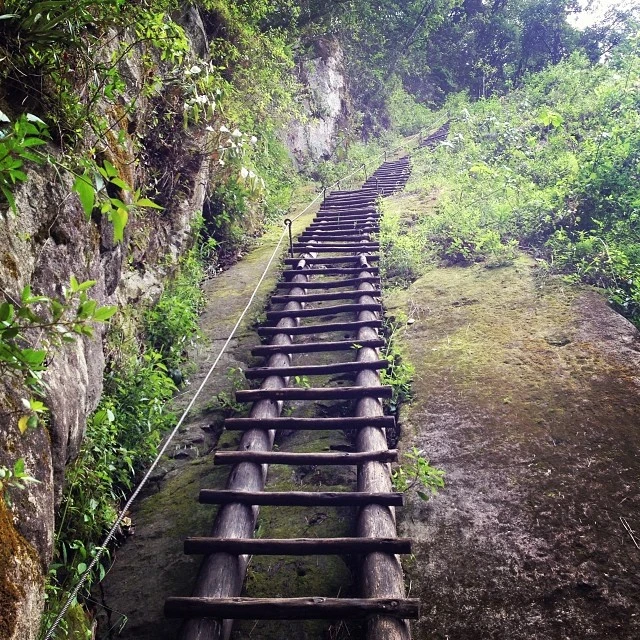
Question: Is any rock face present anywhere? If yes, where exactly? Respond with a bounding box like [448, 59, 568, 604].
[286, 38, 350, 166]
[0, 22, 213, 640]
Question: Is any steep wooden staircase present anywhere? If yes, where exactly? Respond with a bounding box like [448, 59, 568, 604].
[164, 129, 450, 639]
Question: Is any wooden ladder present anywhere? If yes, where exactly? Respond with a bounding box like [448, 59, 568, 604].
[165, 157, 418, 640]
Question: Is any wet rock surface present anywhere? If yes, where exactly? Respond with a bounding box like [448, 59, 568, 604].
[387, 257, 640, 639]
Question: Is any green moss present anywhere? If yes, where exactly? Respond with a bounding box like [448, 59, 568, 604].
[0, 498, 41, 639]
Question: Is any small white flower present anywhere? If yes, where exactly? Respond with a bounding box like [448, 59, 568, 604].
[220, 125, 230, 133]
[248, 170, 256, 179]
[26, 113, 45, 124]
[196, 95, 209, 104]
[189, 65, 202, 75]
[250, 135, 257, 144]
[231, 128, 242, 138]
[0, 110, 10, 123]
[240, 167, 249, 180]
[205, 125, 215, 132]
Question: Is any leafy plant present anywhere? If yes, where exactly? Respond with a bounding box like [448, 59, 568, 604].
[392, 446, 445, 501]
[0, 111, 49, 213]
[1, 278, 117, 431]
[379, 315, 415, 413]
[0, 458, 40, 503]
[73, 160, 163, 243]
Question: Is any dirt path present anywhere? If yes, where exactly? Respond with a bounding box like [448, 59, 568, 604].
[386, 256, 640, 639]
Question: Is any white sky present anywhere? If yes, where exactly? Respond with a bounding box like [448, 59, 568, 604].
[569, 0, 640, 29]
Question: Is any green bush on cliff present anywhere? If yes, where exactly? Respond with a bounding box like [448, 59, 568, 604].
[387, 44, 640, 325]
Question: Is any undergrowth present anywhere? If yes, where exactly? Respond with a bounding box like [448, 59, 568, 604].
[42, 242, 205, 638]
[381, 43, 640, 327]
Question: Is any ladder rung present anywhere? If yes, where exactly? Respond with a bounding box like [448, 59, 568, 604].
[257, 319, 381, 335]
[266, 303, 381, 320]
[244, 359, 388, 379]
[271, 290, 381, 303]
[184, 536, 411, 555]
[281, 267, 379, 277]
[198, 490, 403, 507]
[251, 338, 383, 355]
[292, 245, 379, 253]
[283, 256, 379, 265]
[213, 449, 398, 465]
[223, 416, 395, 430]
[165, 596, 421, 620]
[234, 385, 392, 402]
[274, 278, 380, 290]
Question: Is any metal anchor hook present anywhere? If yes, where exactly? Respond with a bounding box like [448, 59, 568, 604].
[284, 218, 294, 258]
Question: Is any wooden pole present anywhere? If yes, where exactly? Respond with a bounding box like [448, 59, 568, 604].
[355, 258, 412, 640]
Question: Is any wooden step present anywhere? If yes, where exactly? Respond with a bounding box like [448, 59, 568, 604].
[184, 537, 411, 555]
[165, 596, 421, 620]
[305, 227, 379, 235]
[251, 338, 383, 355]
[234, 385, 392, 402]
[282, 267, 379, 277]
[213, 449, 398, 465]
[265, 302, 381, 321]
[283, 256, 379, 265]
[299, 231, 376, 239]
[244, 359, 388, 379]
[274, 278, 380, 290]
[199, 490, 403, 506]
[224, 415, 395, 430]
[271, 290, 381, 303]
[292, 245, 379, 253]
[258, 319, 382, 335]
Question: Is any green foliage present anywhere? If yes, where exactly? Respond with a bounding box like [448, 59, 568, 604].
[73, 160, 163, 243]
[392, 446, 445, 501]
[0, 457, 40, 503]
[0, 111, 49, 213]
[1, 279, 116, 430]
[145, 247, 205, 370]
[379, 314, 415, 413]
[44, 246, 206, 637]
[393, 43, 640, 325]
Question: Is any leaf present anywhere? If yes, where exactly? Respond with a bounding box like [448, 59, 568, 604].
[76, 562, 87, 574]
[134, 197, 163, 210]
[73, 173, 95, 219]
[102, 159, 118, 179]
[70, 275, 79, 293]
[76, 279, 96, 293]
[0, 302, 12, 322]
[111, 207, 128, 243]
[26, 113, 46, 125]
[109, 177, 130, 191]
[27, 415, 38, 429]
[1, 185, 17, 214]
[18, 416, 29, 434]
[93, 305, 118, 322]
[20, 348, 46, 366]
[13, 458, 25, 475]
[417, 490, 430, 501]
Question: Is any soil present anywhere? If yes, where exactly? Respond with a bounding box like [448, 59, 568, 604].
[386, 257, 640, 640]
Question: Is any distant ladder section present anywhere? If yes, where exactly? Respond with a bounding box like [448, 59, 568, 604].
[164, 140, 442, 639]
[420, 121, 450, 148]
